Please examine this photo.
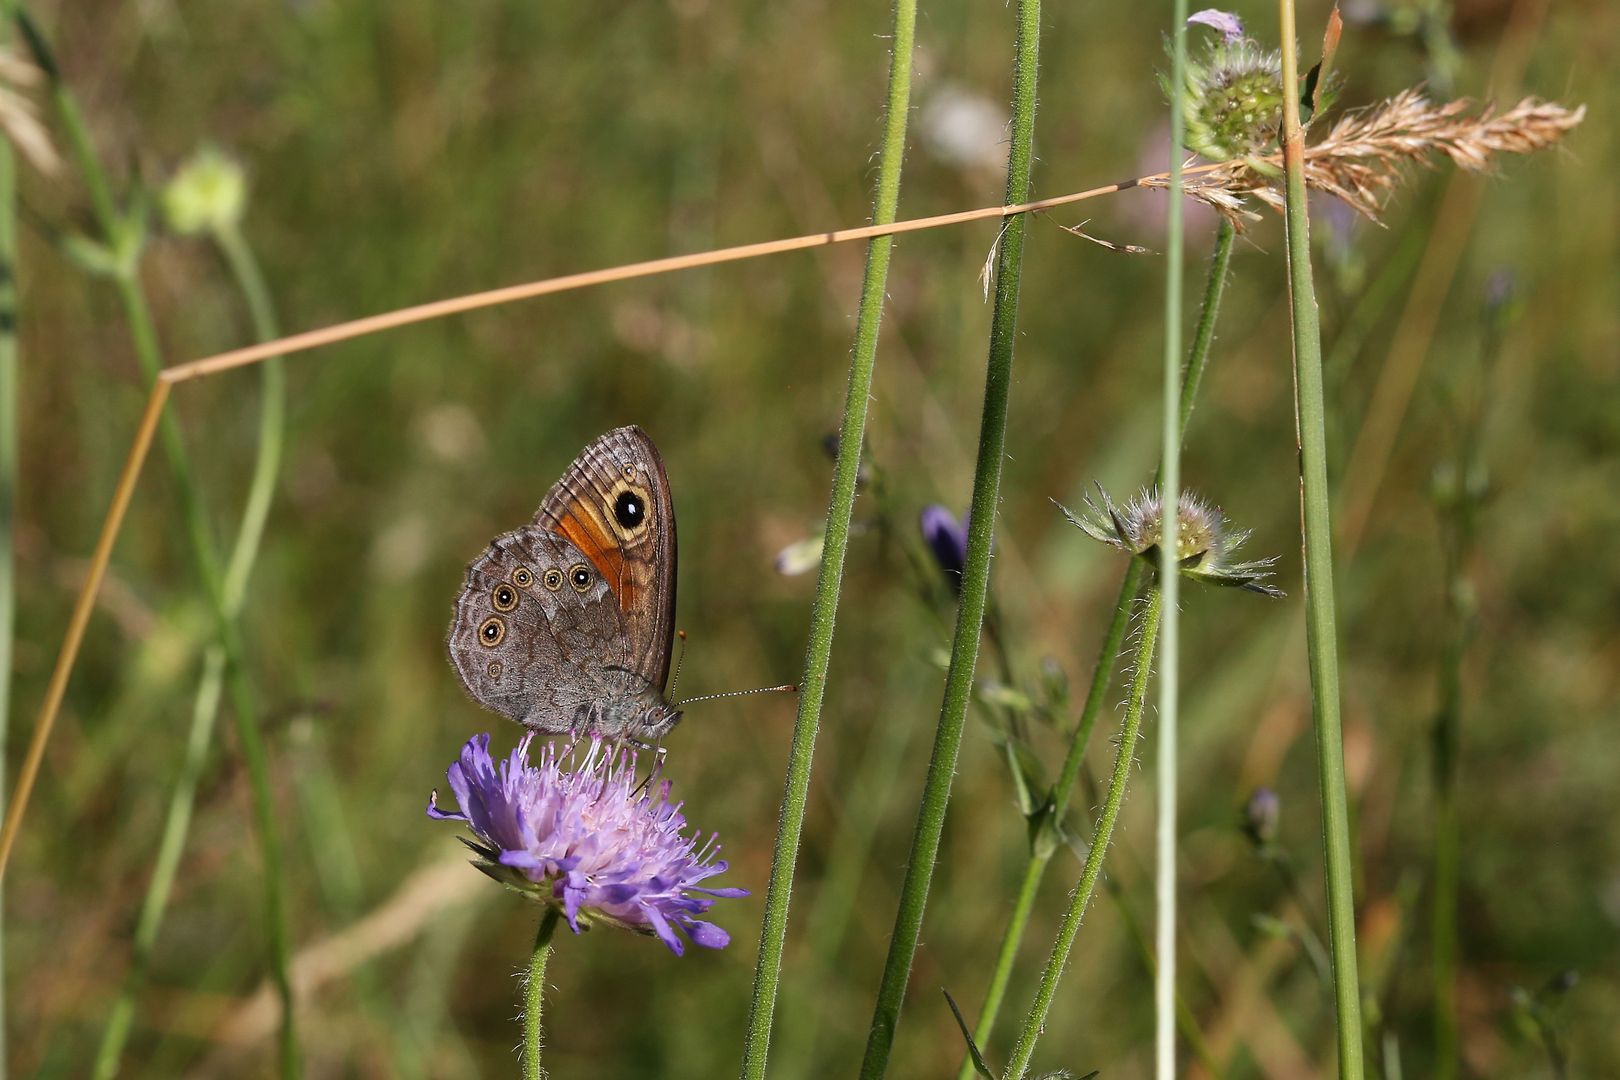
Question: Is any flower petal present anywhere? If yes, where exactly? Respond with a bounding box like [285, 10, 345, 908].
[1188, 8, 1245, 43]
[684, 920, 731, 950]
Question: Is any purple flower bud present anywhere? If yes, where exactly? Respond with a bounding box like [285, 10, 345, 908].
[429, 733, 745, 956]
[919, 504, 969, 592]
[1245, 786, 1281, 845]
[1188, 8, 1246, 43]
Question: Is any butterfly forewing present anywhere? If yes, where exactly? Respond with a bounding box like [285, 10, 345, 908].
[531, 425, 677, 691]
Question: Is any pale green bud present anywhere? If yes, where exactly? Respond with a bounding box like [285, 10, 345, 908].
[162, 147, 246, 235]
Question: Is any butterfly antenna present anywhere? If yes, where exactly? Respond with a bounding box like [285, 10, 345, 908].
[675, 684, 798, 708]
[668, 630, 690, 700]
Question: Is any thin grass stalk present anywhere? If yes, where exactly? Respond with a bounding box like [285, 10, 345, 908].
[1278, 2, 1364, 1075]
[523, 907, 561, 1080]
[1156, 4, 1189, 1078]
[24, 21, 300, 1070]
[1101, 873, 1223, 1078]
[0, 5, 19, 1067]
[1002, 585, 1165, 1079]
[93, 219, 288, 1078]
[737, 0, 918, 1073]
[153, 162, 1238, 386]
[857, 2, 1041, 1076]
[93, 646, 226, 1078]
[957, 217, 1235, 1080]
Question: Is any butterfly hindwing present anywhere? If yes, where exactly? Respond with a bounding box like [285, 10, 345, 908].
[447, 528, 632, 733]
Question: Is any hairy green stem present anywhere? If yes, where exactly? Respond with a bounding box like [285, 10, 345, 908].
[1002, 585, 1164, 1079]
[27, 17, 301, 1072]
[737, 1, 918, 1074]
[1278, 3, 1364, 1075]
[92, 222, 288, 1077]
[857, 3, 1041, 1075]
[957, 218, 1236, 1080]
[1156, 4, 1189, 1076]
[523, 907, 561, 1080]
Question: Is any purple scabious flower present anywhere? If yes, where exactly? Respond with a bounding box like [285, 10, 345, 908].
[428, 733, 746, 956]
[920, 504, 968, 592]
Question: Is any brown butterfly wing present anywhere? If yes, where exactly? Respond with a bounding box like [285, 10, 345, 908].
[531, 425, 677, 691]
[447, 527, 633, 733]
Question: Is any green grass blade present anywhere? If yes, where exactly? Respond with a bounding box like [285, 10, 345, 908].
[1278, 2, 1365, 1075]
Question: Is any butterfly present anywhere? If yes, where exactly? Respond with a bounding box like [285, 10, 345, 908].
[447, 426, 683, 743]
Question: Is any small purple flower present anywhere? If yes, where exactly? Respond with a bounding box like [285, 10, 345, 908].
[429, 733, 746, 956]
[920, 504, 968, 592]
[1188, 8, 1245, 43]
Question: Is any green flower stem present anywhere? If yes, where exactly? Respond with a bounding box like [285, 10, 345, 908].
[1278, 2, 1364, 1076]
[28, 17, 300, 1074]
[0, 4, 20, 1068]
[92, 224, 288, 1077]
[214, 224, 287, 606]
[957, 218, 1236, 1080]
[523, 907, 561, 1080]
[93, 647, 226, 1078]
[857, 2, 1040, 1075]
[1156, 4, 1189, 1076]
[1002, 584, 1164, 1079]
[737, 0, 918, 1074]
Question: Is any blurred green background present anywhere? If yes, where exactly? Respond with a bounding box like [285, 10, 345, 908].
[3, 0, 1615, 1075]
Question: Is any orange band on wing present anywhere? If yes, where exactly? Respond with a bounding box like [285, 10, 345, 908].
[554, 510, 634, 612]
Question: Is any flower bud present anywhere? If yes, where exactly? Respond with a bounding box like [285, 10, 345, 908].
[1168, 18, 1285, 163]
[1244, 786, 1281, 846]
[162, 147, 246, 236]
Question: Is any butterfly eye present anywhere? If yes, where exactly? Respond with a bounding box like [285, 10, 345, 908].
[543, 568, 564, 591]
[569, 564, 593, 591]
[477, 616, 506, 647]
[511, 567, 534, 588]
[492, 584, 519, 612]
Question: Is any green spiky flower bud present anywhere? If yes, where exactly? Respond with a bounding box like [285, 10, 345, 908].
[1166, 17, 1286, 163]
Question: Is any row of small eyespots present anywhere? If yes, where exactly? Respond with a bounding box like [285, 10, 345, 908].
[477, 563, 596, 648]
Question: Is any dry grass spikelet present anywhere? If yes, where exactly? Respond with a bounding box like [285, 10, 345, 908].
[0, 45, 58, 173]
[1142, 89, 1585, 226]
